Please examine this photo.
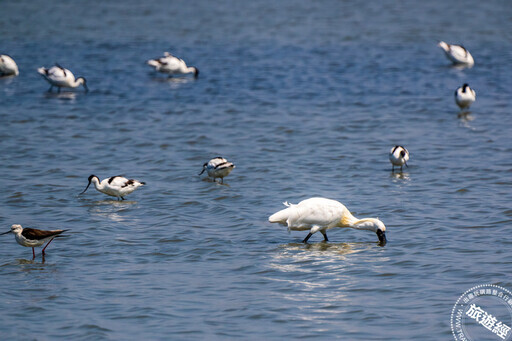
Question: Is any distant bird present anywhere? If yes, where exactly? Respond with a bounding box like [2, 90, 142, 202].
[80, 175, 145, 200]
[438, 41, 474, 66]
[1, 224, 66, 259]
[455, 83, 476, 110]
[389, 146, 409, 172]
[268, 198, 387, 244]
[37, 64, 88, 92]
[0, 54, 19, 76]
[199, 157, 235, 183]
[147, 52, 199, 78]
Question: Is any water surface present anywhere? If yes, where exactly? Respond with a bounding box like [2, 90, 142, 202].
[1, 0, 511, 339]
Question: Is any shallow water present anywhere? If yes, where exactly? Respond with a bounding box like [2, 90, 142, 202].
[1, 0, 512, 339]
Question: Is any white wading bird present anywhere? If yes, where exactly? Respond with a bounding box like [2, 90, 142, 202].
[199, 157, 235, 183]
[389, 145, 409, 172]
[268, 198, 387, 244]
[455, 83, 476, 110]
[0, 54, 19, 76]
[37, 64, 88, 92]
[147, 52, 199, 77]
[80, 175, 145, 200]
[1, 224, 67, 259]
[438, 41, 474, 66]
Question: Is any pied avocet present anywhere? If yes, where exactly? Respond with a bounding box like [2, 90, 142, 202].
[147, 52, 199, 77]
[80, 175, 145, 200]
[199, 157, 235, 183]
[389, 146, 409, 172]
[38, 64, 88, 92]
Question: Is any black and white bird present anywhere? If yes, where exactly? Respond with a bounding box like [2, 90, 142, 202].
[438, 41, 474, 66]
[269, 198, 387, 244]
[1, 224, 67, 259]
[199, 157, 235, 183]
[37, 64, 88, 92]
[147, 52, 199, 77]
[80, 175, 145, 200]
[0, 54, 19, 76]
[455, 83, 476, 110]
[389, 146, 409, 172]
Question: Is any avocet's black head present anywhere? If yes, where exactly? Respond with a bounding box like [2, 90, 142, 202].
[80, 175, 97, 194]
[198, 163, 208, 175]
[400, 150, 406, 158]
[193, 67, 199, 78]
[462, 83, 469, 92]
[78, 77, 88, 93]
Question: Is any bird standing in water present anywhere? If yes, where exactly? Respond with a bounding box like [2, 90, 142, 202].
[80, 175, 145, 200]
[199, 157, 235, 183]
[1, 224, 67, 259]
[268, 198, 387, 244]
[389, 146, 409, 172]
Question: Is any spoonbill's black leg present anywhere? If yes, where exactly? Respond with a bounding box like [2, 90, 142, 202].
[302, 233, 313, 243]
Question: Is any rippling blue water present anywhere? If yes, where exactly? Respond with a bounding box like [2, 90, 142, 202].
[1, 0, 512, 339]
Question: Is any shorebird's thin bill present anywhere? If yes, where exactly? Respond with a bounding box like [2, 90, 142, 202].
[0, 230, 11, 235]
[80, 181, 92, 195]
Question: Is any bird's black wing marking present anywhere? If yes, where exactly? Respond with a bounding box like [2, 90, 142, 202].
[55, 63, 67, 77]
[108, 175, 123, 184]
[22, 228, 64, 240]
[214, 162, 233, 169]
[121, 179, 134, 187]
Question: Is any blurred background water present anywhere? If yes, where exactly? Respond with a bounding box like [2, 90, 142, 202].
[1, 0, 511, 339]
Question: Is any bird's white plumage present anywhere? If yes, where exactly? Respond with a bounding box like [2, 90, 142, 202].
[268, 198, 386, 243]
[199, 157, 235, 183]
[0, 54, 19, 76]
[455, 84, 476, 109]
[438, 41, 474, 66]
[81, 175, 145, 200]
[38, 64, 88, 91]
[389, 145, 409, 170]
[147, 52, 199, 77]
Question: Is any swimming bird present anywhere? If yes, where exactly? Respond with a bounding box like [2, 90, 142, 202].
[269, 198, 387, 244]
[455, 83, 476, 110]
[438, 41, 474, 66]
[389, 145, 409, 172]
[147, 52, 199, 78]
[0, 54, 19, 76]
[1, 224, 66, 259]
[80, 175, 145, 200]
[198, 157, 235, 183]
[37, 64, 88, 92]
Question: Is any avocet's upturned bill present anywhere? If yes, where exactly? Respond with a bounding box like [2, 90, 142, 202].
[38, 64, 88, 92]
[199, 157, 235, 183]
[0, 54, 19, 77]
[268, 197, 387, 244]
[147, 52, 199, 78]
[80, 175, 145, 200]
[438, 41, 474, 67]
[1, 224, 67, 259]
[389, 145, 409, 172]
[455, 83, 476, 110]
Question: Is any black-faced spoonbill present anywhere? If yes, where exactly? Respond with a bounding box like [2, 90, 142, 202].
[269, 198, 387, 244]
